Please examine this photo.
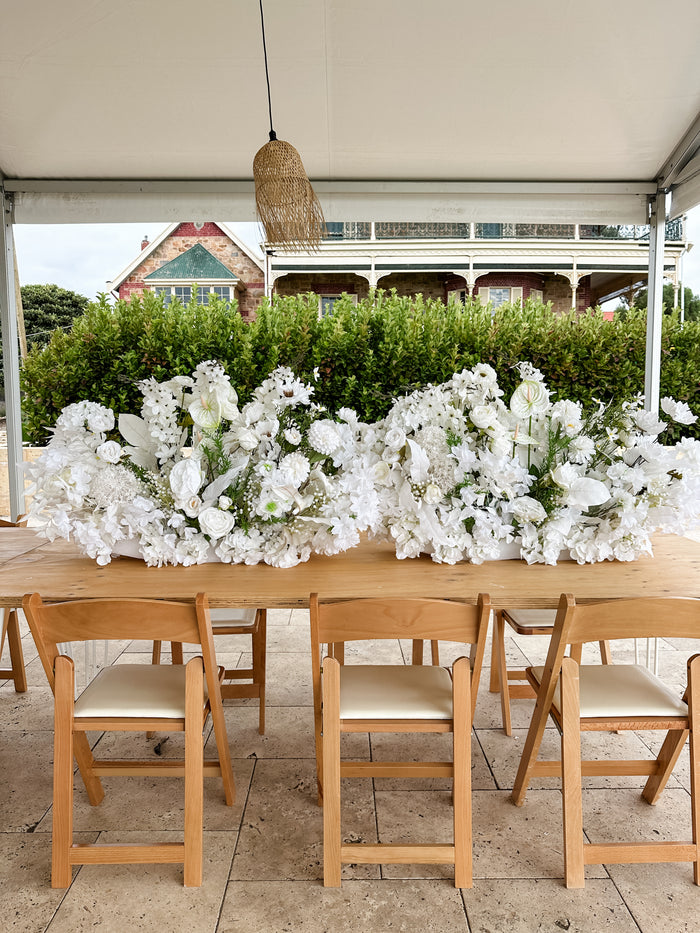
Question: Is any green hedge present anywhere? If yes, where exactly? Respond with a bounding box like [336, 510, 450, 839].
[20, 290, 700, 443]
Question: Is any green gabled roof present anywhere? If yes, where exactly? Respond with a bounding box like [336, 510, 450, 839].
[144, 243, 238, 281]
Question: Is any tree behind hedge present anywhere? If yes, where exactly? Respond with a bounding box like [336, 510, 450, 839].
[20, 289, 700, 444]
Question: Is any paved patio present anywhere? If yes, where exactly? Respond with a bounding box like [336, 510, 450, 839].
[1, 606, 698, 933]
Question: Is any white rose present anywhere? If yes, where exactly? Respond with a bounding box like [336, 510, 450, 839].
[385, 427, 407, 450]
[284, 427, 302, 446]
[198, 506, 236, 539]
[423, 483, 443, 505]
[169, 458, 205, 500]
[512, 495, 547, 525]
[470, 405, 497, 430]
[373, 460, 392, 485]
[218, 495, 233, 510]
[96, 441, 122, 464]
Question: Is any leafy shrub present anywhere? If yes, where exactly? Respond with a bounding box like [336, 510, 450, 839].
[20, 290, 700, 443]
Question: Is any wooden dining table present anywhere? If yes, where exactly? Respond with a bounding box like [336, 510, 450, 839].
[2, 527, 700, 609]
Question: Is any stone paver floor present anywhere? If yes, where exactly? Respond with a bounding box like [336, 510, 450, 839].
[1, 606, 699, 932]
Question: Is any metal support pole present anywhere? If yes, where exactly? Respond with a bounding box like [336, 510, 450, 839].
[644, 192, 666, 414]
[0, 189, 25, 519]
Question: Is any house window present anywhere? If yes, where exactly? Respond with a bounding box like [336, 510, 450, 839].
[153, 285, 232, 305]
[447, 289, 468, 303]
[489, 287, 511, 308]
[318, 294, 357, 316]
[530, 289, 544, 303]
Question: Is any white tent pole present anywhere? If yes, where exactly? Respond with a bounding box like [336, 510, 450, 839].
[0, 188, 25, 519]
[644, 191, 666, 414]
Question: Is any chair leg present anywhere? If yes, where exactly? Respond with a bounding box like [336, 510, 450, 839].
[430, 640, 440, 666]
[52, 656, 75, 888]
[489, 610, 500, 693]
[183, 658, 204, 887]
[560, 657, 585, 888]
[598, 640, 612, 665]
[452, 656, 472, 888]
[641, 728, 688, 805]
[687, 654, 700, 885]
[322, 657, 342, 887]
[151, 640, 162, 664]
[171, 642, 184, 665]
[253, 610, 267, 735]
[495, 611, 512, 736]
[5, 609, 27, 693]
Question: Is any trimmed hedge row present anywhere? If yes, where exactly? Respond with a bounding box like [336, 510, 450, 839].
[20, 290, 700, 443]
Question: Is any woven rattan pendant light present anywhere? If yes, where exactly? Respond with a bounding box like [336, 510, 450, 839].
[253, 0, 325, 250]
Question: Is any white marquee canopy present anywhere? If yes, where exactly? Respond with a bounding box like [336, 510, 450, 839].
[2, 0, 700, 515]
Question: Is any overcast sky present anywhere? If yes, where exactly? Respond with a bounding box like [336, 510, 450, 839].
[13, 210, 700, 306]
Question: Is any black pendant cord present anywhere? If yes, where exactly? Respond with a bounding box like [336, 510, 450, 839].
[259, 0, 277, 141]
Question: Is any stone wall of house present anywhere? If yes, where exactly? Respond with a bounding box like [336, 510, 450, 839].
[117, 223, 265, 320]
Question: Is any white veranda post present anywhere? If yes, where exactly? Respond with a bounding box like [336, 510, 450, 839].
[0, 187, 25, 520]
[644, 190, 666, 415]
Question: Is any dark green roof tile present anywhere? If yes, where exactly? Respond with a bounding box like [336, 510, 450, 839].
[145, 243, 238, 281]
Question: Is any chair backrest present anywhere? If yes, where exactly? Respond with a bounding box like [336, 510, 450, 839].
[23, 592, 220, 697]
[310, 593, 491, 713]
[535, 593, 700, 718]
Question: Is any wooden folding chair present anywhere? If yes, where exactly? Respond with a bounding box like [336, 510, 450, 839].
[23, 591, 235, 888]
[0, 516, 27, 693]
[489, 608, 611, 734]
[511, 593, 700, 887]
[310, 592, 491, 887]
[152, 607, 267, 734]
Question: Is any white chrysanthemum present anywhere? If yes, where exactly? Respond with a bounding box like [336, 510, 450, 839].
[307, 420, 341, 456]
[279, 452, 311, 486]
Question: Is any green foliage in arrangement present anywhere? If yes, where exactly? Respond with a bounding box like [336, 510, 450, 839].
[20, 289, 700, 444]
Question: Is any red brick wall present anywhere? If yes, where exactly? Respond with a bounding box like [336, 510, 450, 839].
[274, 273, 370, 300]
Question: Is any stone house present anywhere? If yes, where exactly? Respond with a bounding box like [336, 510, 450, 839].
[108, 222, 265, 320]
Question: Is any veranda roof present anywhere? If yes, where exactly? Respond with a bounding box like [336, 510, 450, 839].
[1, 0, 700, 517]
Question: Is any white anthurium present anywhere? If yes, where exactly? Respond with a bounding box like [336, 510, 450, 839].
[189, 392, 223, 430]
[510, 378, 550, 418]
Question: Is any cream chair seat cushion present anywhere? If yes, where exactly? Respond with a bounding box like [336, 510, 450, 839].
[338, 664, 454, 720]
[209, 608, 258, 629]
[529, 663, 687, 719]
[503, 609, 556, 630]
[74, 663, 205, 719]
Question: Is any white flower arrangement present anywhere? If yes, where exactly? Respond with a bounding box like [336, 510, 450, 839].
[27, 359, 700, 568]
[366, 362, 700, 564]
[27, 363, 375, 567]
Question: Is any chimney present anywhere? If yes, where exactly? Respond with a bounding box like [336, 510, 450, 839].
[141, 235, 149, 250]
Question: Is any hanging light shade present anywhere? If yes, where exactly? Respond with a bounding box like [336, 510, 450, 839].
[254, 134, 325, 250]
[253, 0, 325, 251]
